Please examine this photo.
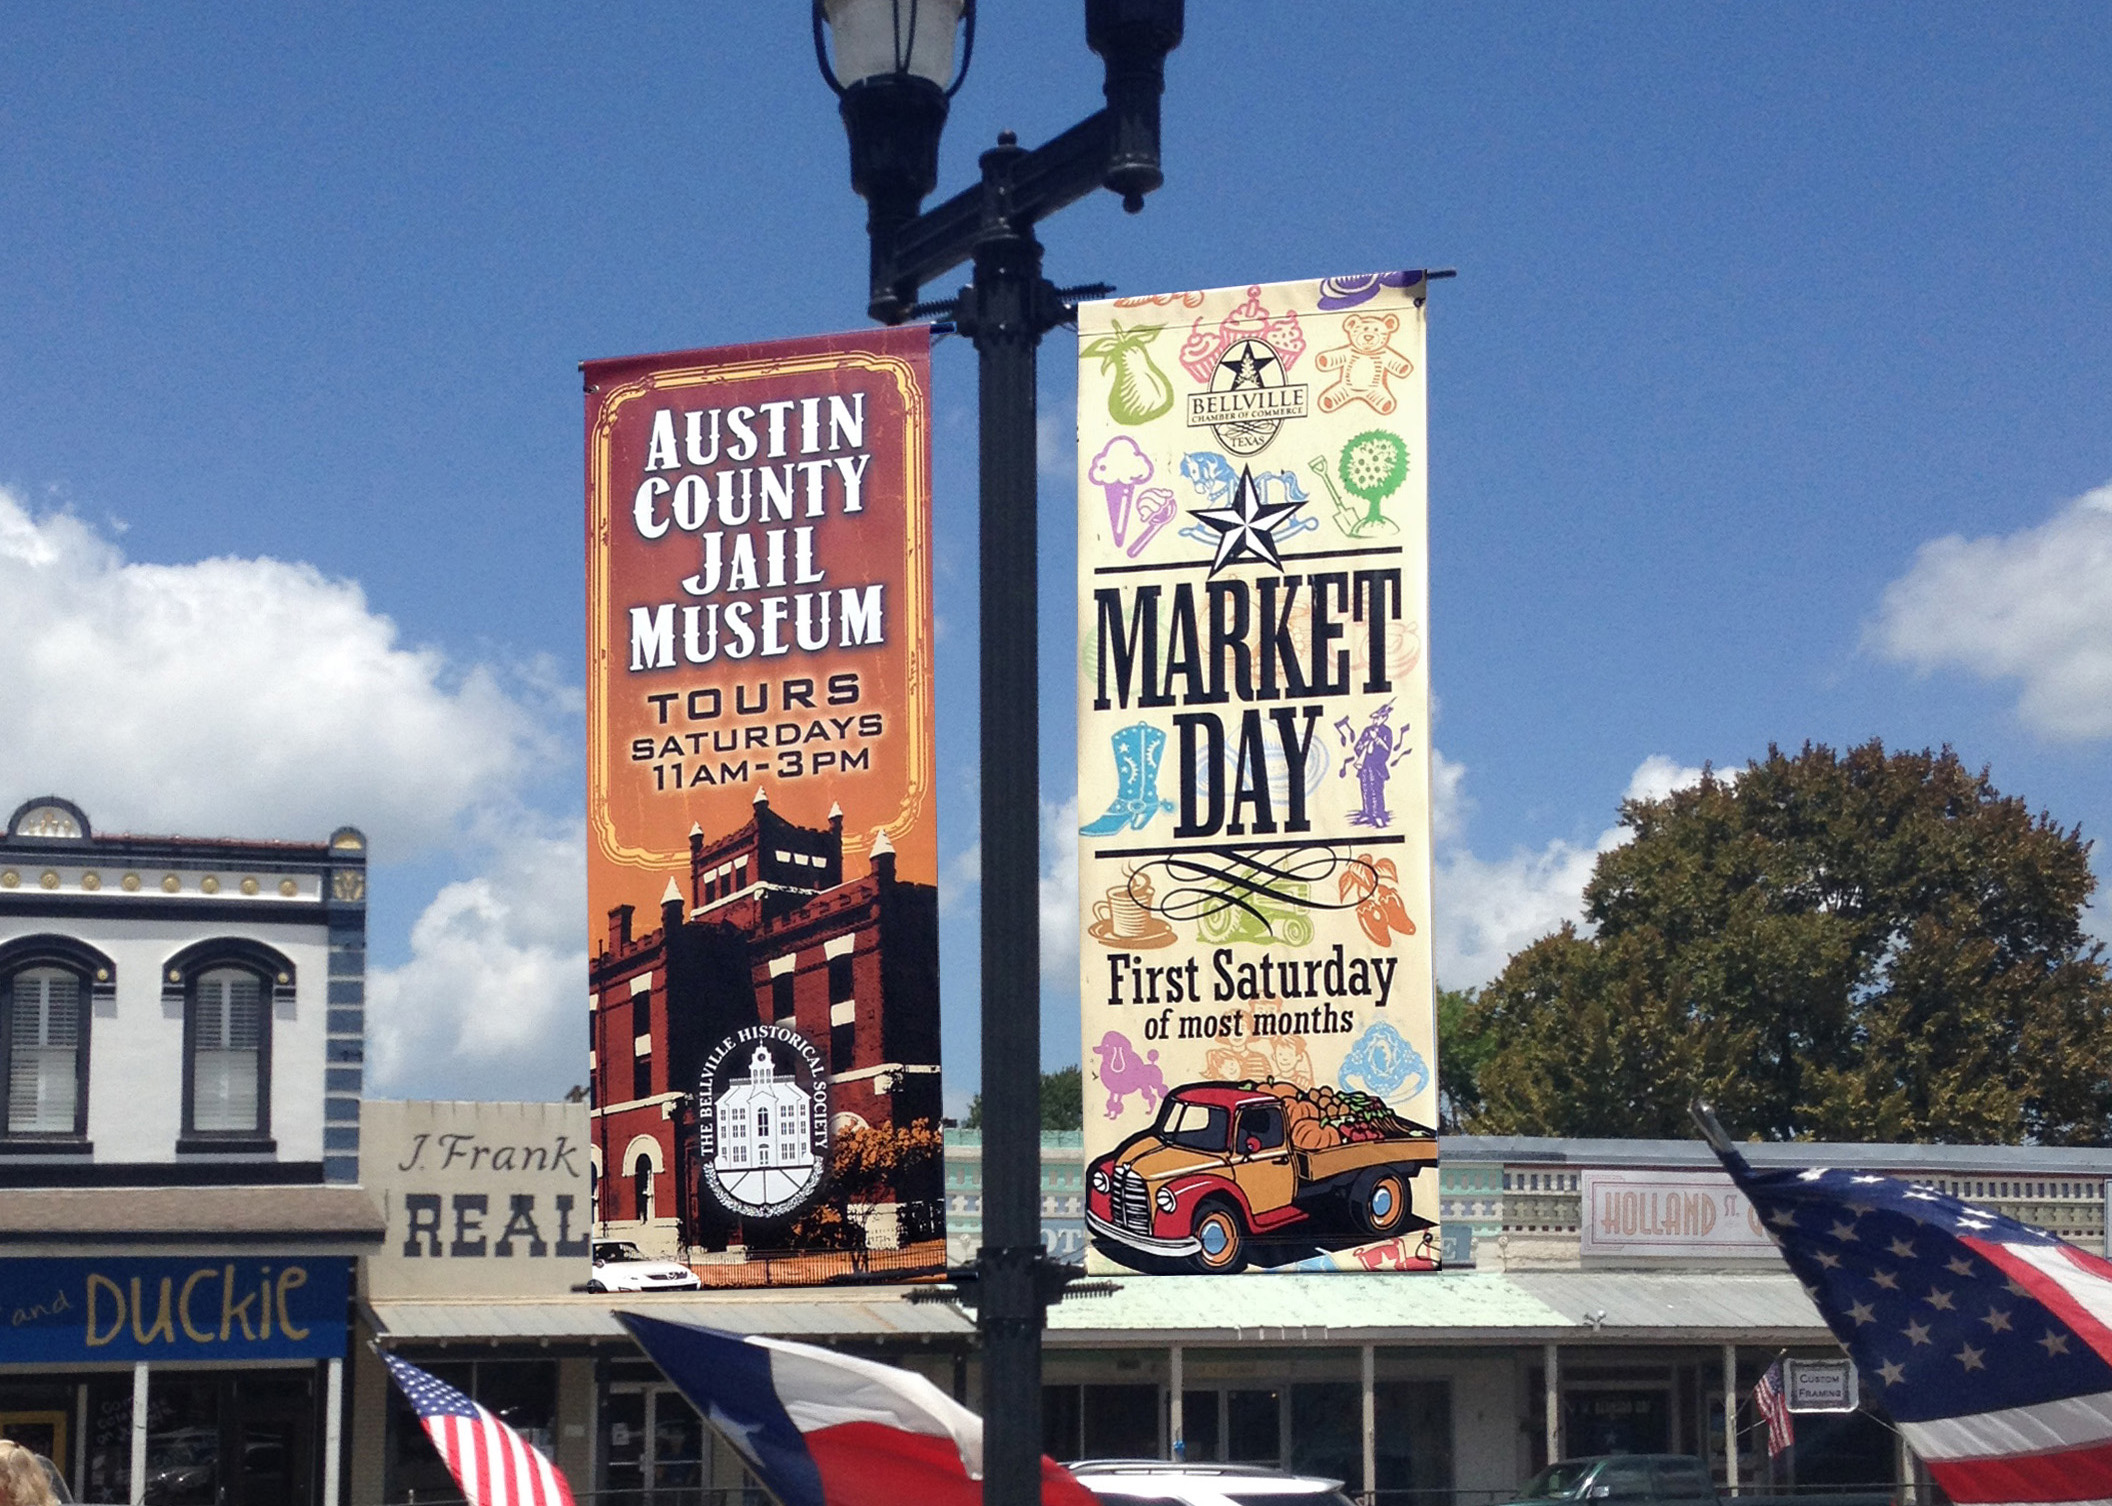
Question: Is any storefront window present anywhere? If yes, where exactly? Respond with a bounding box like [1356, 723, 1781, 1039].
[600, 1381, 760, 1506]
[1564, 1390, 1668, 1458]
[1179, 1390, 1220, 1462]
[1374, 1380, 1452, 1496]
[1289, 1383, 1359, 1485]
[1083, 1385, 1158, 1460]
[0, 1380, 76, 1489]
[1225, 1389, 1280, 1465]
[73, 1369, 316, 1506]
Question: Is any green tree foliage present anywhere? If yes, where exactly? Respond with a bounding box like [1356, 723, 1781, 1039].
[964, 1066, 1085, 1132]
[1464, 741, 2112, 1143]
[1436, 986, 1496, 1132]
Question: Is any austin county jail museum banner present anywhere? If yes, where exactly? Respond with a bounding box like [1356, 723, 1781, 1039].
[1076, 274, 1439, 1276]
[584, 327, 942, 1283]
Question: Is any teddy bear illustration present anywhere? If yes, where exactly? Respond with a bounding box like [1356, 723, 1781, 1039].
[1314, 312, 1416, 415]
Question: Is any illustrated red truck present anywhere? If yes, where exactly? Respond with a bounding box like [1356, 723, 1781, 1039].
[1085, 1080, 1438, 1273]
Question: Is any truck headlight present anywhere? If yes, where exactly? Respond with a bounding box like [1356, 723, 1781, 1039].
[1091, 1169, 1110, 1194]
[1156, 1186, 1178, 1213]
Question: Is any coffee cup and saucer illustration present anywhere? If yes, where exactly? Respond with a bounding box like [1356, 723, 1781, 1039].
[1089, 870, 1178, 949]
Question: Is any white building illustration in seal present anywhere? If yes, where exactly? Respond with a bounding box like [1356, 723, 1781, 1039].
[711, 1042, 817, 1211]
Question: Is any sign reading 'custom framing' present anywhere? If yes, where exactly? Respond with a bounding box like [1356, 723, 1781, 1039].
[584, 328, 944, 1283]
[1076, 275, 1439, 1276]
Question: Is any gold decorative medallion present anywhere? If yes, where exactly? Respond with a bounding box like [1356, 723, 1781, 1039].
[279, 878, 298, 896]
[200, 875, 220, 894]
[80, 872, 101, 891]
[122, 873, 141, 892]
[162, 875, 181, 892]
[39, 870, 59, 890]
[1, 870, 17, 889]
[241, 877, 260, 895]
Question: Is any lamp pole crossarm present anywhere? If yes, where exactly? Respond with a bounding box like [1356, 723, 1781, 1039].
[868, 108, 1115, 325]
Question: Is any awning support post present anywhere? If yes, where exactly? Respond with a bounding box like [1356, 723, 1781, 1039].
[1723, 1344, 1740, 1497]
[1361, 1343, 1378, 1502]
[129, 1362, 148, 1506]
[1544, 1342, 1560, 1468]
[325, 1355, 345, 1506]
[1169, 1344, 1184, 1461]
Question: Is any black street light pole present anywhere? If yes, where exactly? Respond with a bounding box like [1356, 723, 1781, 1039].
[813, 4, 1183, 1504]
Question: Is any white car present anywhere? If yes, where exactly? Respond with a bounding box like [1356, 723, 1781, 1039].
[588, 1239, 702, 1292]
[1069, 1461, 1356, 1506]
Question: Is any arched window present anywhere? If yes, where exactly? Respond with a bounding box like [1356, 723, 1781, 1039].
[632, 1154, 654, 1220]
[5, 966, 84, 1136]
[162, 939, 289, 1150]
[0, 936, 106, 1142]
[187, 965, 270, 1138]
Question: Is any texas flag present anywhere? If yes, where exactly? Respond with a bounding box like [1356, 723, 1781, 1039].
[617, 1312, 1098, 1506]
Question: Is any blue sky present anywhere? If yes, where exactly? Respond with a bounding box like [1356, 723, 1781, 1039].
[3, 5, 2108, 1108]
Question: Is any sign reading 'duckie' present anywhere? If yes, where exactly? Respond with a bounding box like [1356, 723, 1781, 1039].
[584, 328, 944, 1285]
[1076, 275, 1439, 1277]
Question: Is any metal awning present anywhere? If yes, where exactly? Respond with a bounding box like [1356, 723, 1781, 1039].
[369, 1270, 1832, 1349]
[0, 1185, 384, 1250]
[1045, 1270, 1831, 1345]
[366, 1290, 976, 1344]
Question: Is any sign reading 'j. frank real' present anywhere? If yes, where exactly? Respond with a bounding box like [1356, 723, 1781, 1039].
[1076, 274, 1439, 1278]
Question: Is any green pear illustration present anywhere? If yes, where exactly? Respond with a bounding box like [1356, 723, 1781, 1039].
[1082, 322, 1176, 425]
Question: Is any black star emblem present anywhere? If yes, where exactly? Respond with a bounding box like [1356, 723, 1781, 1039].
[1191, 465, 1307, 575]
[1224, 340, 1277, 389]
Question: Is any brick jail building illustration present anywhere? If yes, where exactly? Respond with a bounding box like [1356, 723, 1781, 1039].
[587, 789, 941, 1267]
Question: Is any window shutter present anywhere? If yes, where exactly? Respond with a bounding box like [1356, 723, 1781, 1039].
[8, 970, 79, 1134]
[193, 970, 262, 1132]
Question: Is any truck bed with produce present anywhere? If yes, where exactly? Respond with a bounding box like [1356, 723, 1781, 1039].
[1086, 1080, 1437, 1273]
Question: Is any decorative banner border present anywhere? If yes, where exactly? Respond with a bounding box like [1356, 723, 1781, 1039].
[1075, 274, 1439, 1277]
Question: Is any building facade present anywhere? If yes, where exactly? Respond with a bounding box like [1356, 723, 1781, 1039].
[587, 789, 942, 1261]
[0, 795, 381, 1506]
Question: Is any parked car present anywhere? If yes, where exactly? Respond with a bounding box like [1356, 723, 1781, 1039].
[588, 1240, 702, 1292]
[1068, 1460, 1356, 1506]
[1505, 1456, 1722, 1506]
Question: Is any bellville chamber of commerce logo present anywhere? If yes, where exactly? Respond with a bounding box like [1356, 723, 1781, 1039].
[1181, 286, 1309, 456]
[699, 1025, 830, 1219]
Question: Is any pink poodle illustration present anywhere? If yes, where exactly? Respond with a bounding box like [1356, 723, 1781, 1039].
[1090, 1030, 1167, 1119]
[1089, 435, 1154, 546]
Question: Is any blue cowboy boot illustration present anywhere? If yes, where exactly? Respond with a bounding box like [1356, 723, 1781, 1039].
[1080, 723, 1177, 835]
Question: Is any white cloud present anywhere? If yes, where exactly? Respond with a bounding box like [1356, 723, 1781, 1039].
[366, 817, 588, 1098]
[1435, 835, 1603, 990]
[1434, 753, 1708, 990]
[0, 488, 554, 859]
[1430, 749, 1469, 844]
[1871, 482, 2112, 739]
[1624, 753, 1706, 805]
[1040, 796, 1080, 987]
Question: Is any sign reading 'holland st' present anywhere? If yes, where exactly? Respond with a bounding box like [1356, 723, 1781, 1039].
[1076, 275, 1440, 1276]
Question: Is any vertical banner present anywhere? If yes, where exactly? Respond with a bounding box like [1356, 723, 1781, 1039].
[1076, 274, 1439, 1275]
[584, 328, 943, 1285]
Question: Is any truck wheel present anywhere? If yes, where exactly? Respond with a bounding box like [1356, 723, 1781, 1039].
[1191, 1201, 1250, 1274]
[1359, 1170, 1411, 1236]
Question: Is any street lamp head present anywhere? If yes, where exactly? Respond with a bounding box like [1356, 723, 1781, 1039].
[814, 0, 973, 94]
[1086, 0, 1183, 212]
[815, 0, 976, 320]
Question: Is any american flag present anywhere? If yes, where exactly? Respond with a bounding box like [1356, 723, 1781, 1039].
[382, 1351, 576, 1506]
[1711, 1142, 2112, 1506]
[1753, 1359, 1794, 1459]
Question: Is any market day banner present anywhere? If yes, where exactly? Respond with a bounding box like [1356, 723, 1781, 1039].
[1076, 274, 1438, 1276]
[584, 328, 943, 1283]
